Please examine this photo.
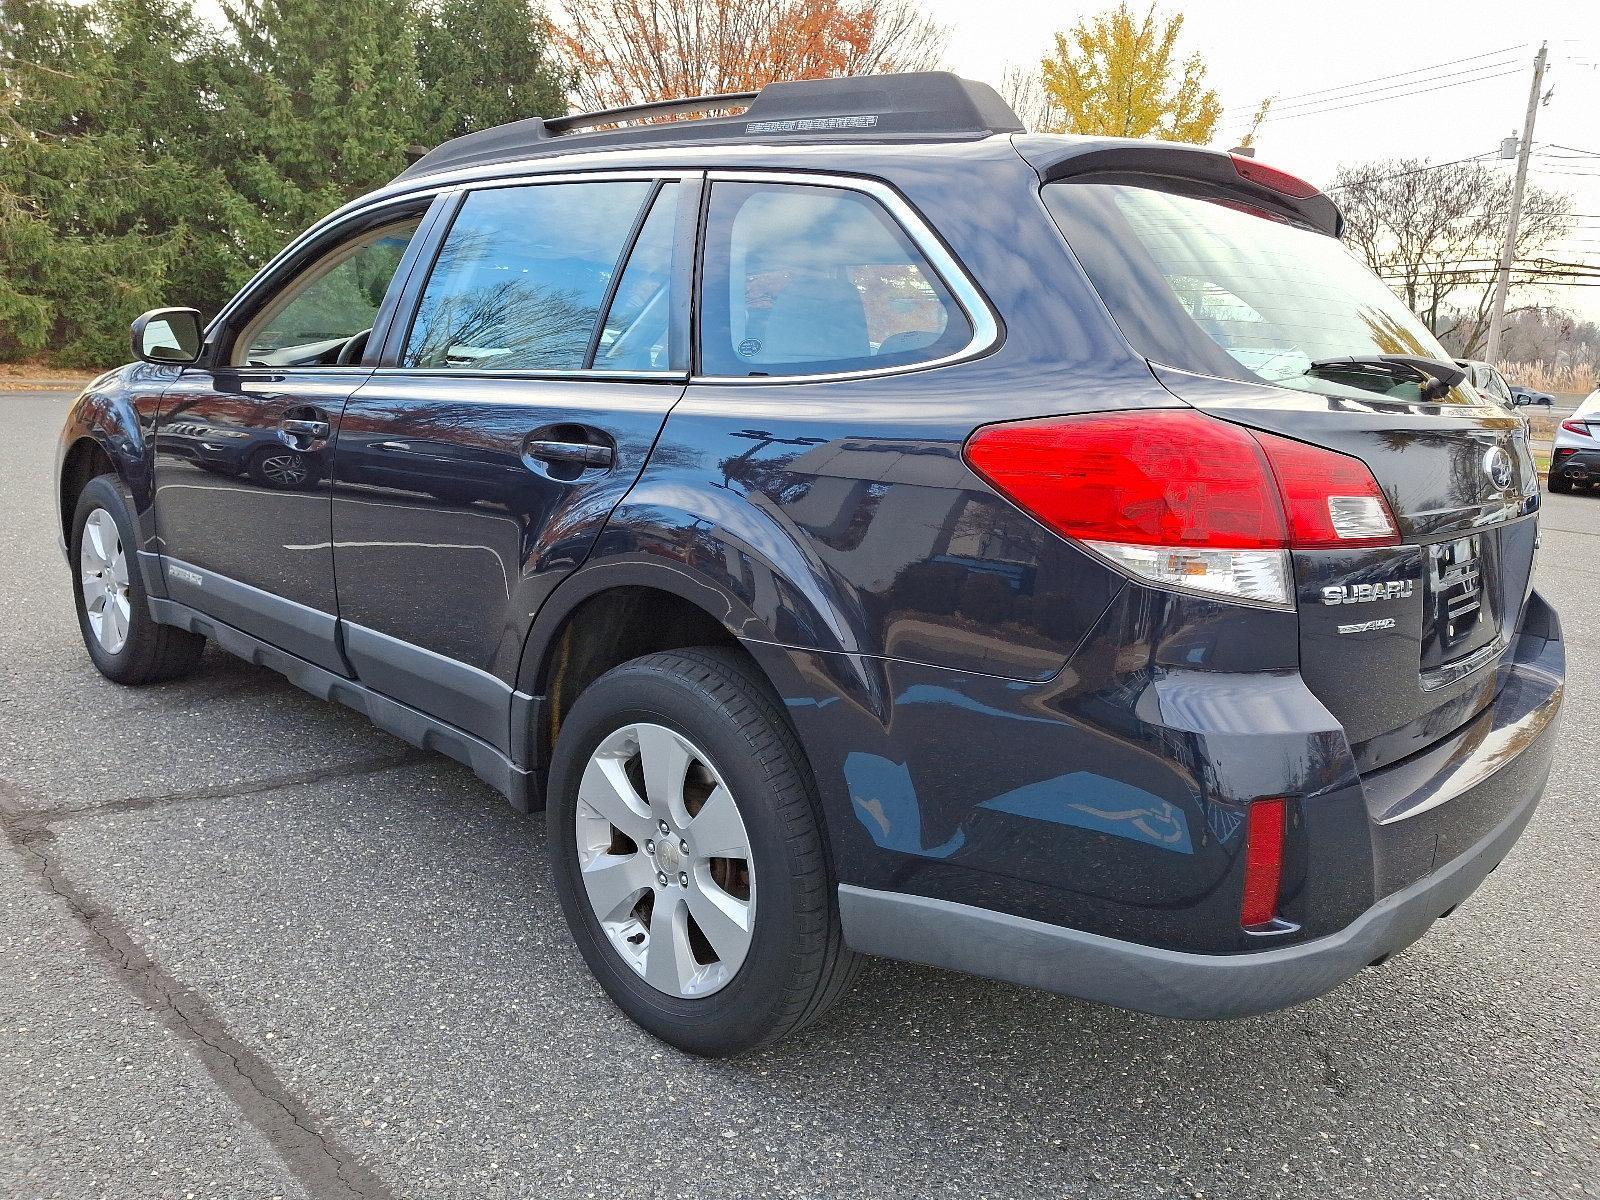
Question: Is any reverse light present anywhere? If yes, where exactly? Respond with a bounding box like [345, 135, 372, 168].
[1241, 798, 1286, 928]
[962, 410, 1399, 608]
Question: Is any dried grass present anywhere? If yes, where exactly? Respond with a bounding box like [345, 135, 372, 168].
[1495, 361, 1598, 397]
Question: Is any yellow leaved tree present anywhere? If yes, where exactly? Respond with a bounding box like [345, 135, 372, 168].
[1034, 2, 1221, 143]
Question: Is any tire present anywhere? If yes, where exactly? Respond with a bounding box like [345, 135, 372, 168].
[547, 647, 860, 1056]
[1548, 473, 1573, 494]
[70, 475, 206, 685]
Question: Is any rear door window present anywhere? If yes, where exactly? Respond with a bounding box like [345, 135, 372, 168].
[698, 181, 972, 377]
[1043, 181, 1478, 405]
[403, 180, 654, 371]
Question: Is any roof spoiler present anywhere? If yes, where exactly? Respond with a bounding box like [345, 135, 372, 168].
[396, 72, 1024, 182]
[1015, 136, 1343, 237]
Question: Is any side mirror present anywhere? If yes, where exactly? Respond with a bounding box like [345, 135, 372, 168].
[131, 308, 203, 364]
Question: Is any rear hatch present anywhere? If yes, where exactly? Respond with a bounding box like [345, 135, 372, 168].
[1034, 145, 1540, 771]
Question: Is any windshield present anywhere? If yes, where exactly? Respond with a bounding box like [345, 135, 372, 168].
[1043, 181, 1478, 405]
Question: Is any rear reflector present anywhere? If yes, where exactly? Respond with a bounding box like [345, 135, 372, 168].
[1241, 798, 1286, 927]
[962, 410, 1398, 607]
[1230, 153, 1322, 199]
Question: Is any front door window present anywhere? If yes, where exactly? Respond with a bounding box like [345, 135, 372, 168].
[233, 219, 422, 367]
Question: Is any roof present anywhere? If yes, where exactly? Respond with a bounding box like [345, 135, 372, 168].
[394, 72, 1025, 183]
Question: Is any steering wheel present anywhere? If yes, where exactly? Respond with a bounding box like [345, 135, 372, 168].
[335, 328, 373, 366]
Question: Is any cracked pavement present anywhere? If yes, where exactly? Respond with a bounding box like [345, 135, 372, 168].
[2, 389, 1597, 1198]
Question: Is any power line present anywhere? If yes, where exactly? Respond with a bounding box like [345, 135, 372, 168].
[1265, 68, 1524, 122]
[1263, 57, 1524, 118]
[1224, 42, 1527, 114]
[1326, 152, 1496, 191]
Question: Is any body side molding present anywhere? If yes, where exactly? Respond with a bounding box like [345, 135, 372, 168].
[148, 598, 538, 811]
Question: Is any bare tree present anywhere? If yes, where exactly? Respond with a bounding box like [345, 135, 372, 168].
[999, 62, 1059, 132]
[1331, 158, 1574, 358]
[557, 0, 948, 112]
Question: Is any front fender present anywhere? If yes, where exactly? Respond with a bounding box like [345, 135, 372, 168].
[55, 363, 177, 560]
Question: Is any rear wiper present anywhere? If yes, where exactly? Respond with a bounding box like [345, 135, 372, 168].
[1307, 355, 1466, 400]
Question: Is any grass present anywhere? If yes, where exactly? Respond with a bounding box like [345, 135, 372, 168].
[0, 361, 99, 391]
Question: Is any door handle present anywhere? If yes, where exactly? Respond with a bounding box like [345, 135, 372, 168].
[525, 439, 613, 468]
[281, 418, 332, 440]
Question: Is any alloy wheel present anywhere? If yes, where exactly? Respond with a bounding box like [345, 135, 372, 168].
[79, 507, 132, 654]
[574, 723, 756, 998]
[259, 452, 309, 486]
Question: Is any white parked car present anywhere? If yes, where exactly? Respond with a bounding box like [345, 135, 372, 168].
[1550, 389, 1600, 494]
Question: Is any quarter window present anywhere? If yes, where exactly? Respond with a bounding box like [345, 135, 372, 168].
[404, 181, 654, 371]
[698, 181, 972, 377]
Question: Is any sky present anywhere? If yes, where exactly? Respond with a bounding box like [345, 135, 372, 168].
[923, 0, 1600, 319]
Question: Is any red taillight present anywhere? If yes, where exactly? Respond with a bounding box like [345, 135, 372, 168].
[962, 411, 1398, 552]
[1241, 798, 1286, 928]
[1562, 419, 1589, 436]
[1230, 153, 1321, 199]
[962, 410, 1286, 550]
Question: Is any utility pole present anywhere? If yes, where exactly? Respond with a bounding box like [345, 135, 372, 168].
[1485, 42, 1548, 364]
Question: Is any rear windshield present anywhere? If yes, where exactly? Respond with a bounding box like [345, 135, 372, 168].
[1043, 181, 1478, 405]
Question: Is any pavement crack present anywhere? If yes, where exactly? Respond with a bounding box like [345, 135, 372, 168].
[25, 750, 429, 826]
[1301, 1025, 1353, 1098]
[0, 778, 400, 1200]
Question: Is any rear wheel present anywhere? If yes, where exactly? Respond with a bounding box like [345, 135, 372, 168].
[547, 647, 859, 1056]
[1548, 473, 1573, 494]
[70, 475, 205, 684]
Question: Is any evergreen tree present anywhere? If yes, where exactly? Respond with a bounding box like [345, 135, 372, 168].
[414, 0, 570, 144]
[0, 0, 247, 363]
[216, 0, 422, 237]
[0, 0, 572, 366]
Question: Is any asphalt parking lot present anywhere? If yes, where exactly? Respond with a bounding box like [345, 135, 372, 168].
[2, 388, 1596, 1199]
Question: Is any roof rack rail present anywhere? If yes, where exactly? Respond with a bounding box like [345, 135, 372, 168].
[396, 72, 1023, 183]
[542, 91, 759, 136]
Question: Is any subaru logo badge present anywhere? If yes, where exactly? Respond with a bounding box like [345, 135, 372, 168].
[1484, 445, 1513, 491]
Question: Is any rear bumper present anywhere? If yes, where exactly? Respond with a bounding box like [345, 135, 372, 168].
[838, 601, 1563, 1018]
[1553, 447, 1600, 481]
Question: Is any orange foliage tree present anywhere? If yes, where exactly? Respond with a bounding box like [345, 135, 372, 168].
[557, 0, 949, 111]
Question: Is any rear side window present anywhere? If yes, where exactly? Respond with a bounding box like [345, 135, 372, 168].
[1043, 181, 1477, 405]
[404, 180, 653, 371]
[698, 181, 972, 377]
[593, 183, 680, 371]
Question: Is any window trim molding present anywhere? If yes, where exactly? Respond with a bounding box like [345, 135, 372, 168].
[691, 169, 1001, 385]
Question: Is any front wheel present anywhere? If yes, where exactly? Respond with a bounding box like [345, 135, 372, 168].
[70, 475, 205, 684]
[547, 647, 859, 1056]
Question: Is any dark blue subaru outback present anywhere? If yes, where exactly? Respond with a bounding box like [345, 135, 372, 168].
[57, 74, 1564, 1055]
